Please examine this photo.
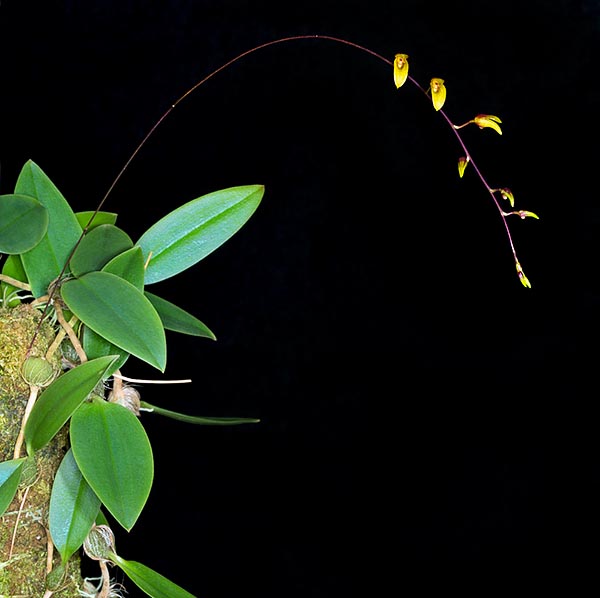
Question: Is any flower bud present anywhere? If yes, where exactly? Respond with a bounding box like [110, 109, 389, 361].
[45, 563, 66, 592]
[21, 356, 56, 387]
[20, 455, 37, 487]
[108, 385, 141, 416]
[83, 524, 116, 561]
[515, 261, 531, 288]
[458, 156, 469, 178]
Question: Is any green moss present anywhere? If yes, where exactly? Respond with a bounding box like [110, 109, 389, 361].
[0, 304, 84, 596]
[0, 304, 59, 399]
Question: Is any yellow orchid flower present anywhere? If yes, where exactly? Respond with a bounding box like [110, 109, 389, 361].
[503, 210, 540, 220]
[473, 114, 502, 135]
[458, 156, 469, 178]
[430, 78, 446, 111]
[393, 54, 409, 88]
[490, 187, 514, 207]
[515, 261, 531, 288]
[454, 114, 503, 135]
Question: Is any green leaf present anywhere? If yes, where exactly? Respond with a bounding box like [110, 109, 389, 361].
[137, 185, 264, 285]
[1, 253, 26, 282]
[111, 553, 196, 598]
[140, 402, 259, 425]
[0, 458, 26, 516]
[75, 210, 118, 230]
[70, 224, 133, 277]
[0, 194, 48, 254]
[103, 246, 145, 290]
[95, 508, 109, 527]
[61, 271, 166, 372]
[1, 254, 27, 306]
[70, 401, 153, 531]
[24, 355, 118, 454]
[145, 292, 216, 339]
[15, 160, 83, 297]
[82, 326, 130, 377]
[49, 448, 101, 563]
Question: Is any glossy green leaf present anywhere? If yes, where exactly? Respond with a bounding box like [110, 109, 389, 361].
[145, 292, 215, 339]
[110, 553, 196, 598]
[61, 271, 166, 371]
[15, 160, 83, 297]
[137, 185, 264, 285]
[0, 194, 48, 254]
[80, 248, 145, 375]
[70, 224, 133, 277]
[140, 402, 259, 425]
[76, 210, 118, 230]
[24, 355, 118, 454]
[0, 458, 26, 516]
[49, 448, 101, 563]
[1, 253, 26, 282]
[103, 246, 145, 290]
[82, 326, 130, 377]
[1, 254, 27, 306]
[70, 401, 153, 531]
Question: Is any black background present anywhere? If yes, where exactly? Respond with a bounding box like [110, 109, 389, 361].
[1, 1, 598, 596]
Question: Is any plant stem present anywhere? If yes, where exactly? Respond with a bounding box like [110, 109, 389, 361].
[25, 34, 529, 353]
[13, 385, 38, 459]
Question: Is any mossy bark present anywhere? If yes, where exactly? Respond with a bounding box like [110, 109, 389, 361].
[0, 305, 84, 596]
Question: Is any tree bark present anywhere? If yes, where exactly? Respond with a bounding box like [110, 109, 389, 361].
[0, 304, 83, 597]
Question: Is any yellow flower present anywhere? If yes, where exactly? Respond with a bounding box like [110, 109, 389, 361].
[503, 210, 539, 220]
[458, 156, 469, 178]
[517, 210, 539, 219]
[515, 261, 531, 288]
[430, 78, 446, 111]
[473, 114, 502, 135]
[393, 54, 409, 88]
[491, 187, 514, 207]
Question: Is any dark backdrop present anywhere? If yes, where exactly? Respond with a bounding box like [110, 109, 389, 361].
[1, 1, 597, 596]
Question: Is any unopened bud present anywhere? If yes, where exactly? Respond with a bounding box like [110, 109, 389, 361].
[108, 385, 141, 416]
[83, 524, 116, 561]
[21, 356, 56, 387]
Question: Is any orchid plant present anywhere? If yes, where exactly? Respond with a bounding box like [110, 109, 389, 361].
[0, 35, 537, 598]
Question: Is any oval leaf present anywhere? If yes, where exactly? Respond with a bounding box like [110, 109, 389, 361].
[145, 292, 215, 339]
[61, 271, 166, 372]
[75, 210, 118, 230]
[49, 448, 101, 563]
[0, 458, 26, 516]
[70, 224, 133, 277]
[0, 194, 48, 254]
[137, 185, 264, 284]
[111, 554, 196, 598]
[103, 246, 145, 290]
[1, 254, 27, 307]
[15, 160, 83, 297]
[82, 325, 130, 377]
[70, 401, 154, 531]
[24, 355, 118, 454]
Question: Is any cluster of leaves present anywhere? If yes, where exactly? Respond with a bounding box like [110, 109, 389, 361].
[0, 38, 540, 597]
[0, 160, 263, 597]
